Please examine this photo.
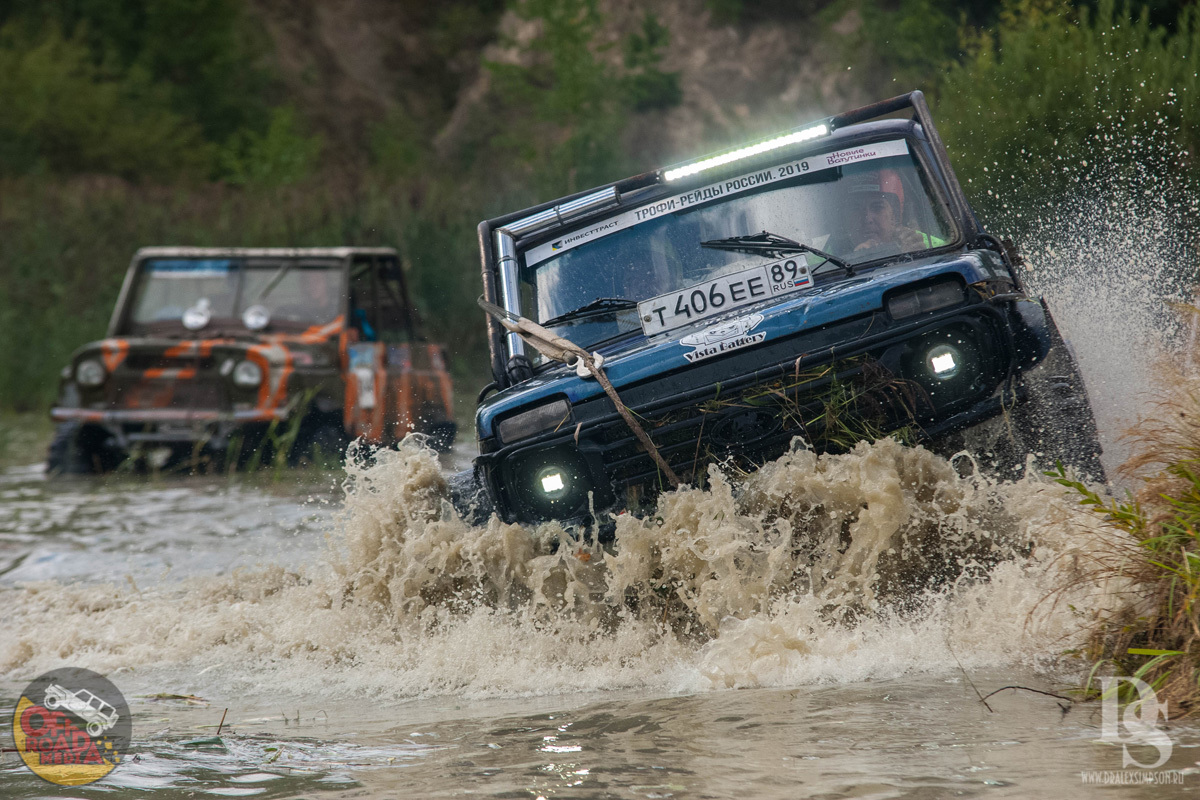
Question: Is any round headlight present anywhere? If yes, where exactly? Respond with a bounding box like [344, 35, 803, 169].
[926, 344, 962, 380]
[232, 360, 263, 388]
[75, 359, 107, 387]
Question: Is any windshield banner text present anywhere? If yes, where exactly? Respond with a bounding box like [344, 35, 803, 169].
[524, 139, 911, 267]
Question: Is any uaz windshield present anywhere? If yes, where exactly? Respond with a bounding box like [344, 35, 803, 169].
[127, 259, 343, 332]
[519, 140, 954, 351]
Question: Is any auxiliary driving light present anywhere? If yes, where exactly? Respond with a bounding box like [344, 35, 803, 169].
[538, 468, 567, 496]
[905, 327, 985, 412]
[662, 124, 829, 182]
[927, 344, 961, 379]
[232, 359, 263, 388]
[505, 445, 596, 523]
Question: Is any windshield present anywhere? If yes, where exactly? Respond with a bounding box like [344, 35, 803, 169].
[518, 140, 954, 351]
[128, 258, 343, 332]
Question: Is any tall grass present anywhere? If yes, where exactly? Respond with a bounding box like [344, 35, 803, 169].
[1052, 315, 1200, 716]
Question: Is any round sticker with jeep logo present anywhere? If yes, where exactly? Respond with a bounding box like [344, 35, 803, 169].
[11, 667, 130, 786]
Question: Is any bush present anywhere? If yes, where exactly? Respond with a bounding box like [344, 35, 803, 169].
[0, 24, 214, 179]
[936, 0, 1200, 224]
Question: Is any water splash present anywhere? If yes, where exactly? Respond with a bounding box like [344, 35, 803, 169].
[0, 437, 1127, 701]
[993, 119, 1198, 475]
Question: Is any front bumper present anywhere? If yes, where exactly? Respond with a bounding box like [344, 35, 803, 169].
[50, 407, 290, 447]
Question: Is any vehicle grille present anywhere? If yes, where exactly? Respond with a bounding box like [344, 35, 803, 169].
[590, 356, 922, 488]
[107, 375, 225, 410]
[489, 308, 1012, 523]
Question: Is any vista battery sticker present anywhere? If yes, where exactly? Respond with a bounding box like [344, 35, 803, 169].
[639, 256, 812, 336]
[524, 138, 910, 267]
[679, 313, 766, 363]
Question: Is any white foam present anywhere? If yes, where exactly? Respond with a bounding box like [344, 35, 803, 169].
[0, 438, 1128, 702]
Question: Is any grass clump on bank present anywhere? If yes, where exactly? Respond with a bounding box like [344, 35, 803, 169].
[1052, 333, 1200, 716]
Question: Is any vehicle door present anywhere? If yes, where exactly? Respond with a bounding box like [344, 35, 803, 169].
[342, 254, 453, 443]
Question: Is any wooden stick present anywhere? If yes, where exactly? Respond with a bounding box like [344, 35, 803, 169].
[478, 298, 681, 489]
[583, 354, 680, 488]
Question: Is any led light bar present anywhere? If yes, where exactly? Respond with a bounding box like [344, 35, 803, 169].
[662, 124, 830, 182]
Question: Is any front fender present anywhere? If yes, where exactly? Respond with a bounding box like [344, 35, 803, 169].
[1011, 297, 1053, 369]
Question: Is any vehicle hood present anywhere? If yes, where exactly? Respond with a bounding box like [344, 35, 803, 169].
[477, 251, 1007, 438]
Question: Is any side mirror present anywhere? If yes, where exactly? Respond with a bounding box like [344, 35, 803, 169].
[1000, 237, 1025, 269]
[506, 355, 533, 385]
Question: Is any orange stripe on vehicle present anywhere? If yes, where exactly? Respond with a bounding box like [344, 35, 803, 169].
[245, 346, 274, 409]
[142, 367, 197, 380]
[245, 344, 294, 412]
[272, 358, 294, 409]
[269, 316, 345, 346]
[101, 340, 129, 372]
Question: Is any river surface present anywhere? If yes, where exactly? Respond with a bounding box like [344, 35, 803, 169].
[1, 429, 1196, 799]
[2, 204, 1198, 797]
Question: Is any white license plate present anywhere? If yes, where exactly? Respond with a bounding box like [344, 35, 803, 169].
[638, 257, 813, 335]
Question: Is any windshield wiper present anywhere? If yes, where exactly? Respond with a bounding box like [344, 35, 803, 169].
[701, 230, 854, 277]
[253, 264, 292, 304]
[541, 297, 639, 327]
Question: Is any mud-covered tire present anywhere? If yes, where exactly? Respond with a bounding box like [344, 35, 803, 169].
[448, 467, 494, 524]
[1009, 334, 1105, 481]
[292, 420, 348, 467]
[46, 422, 118, 475]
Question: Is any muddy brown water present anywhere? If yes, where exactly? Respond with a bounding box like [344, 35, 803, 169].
[3, 207, 1197, 796]
[1, 434, 1196, 799]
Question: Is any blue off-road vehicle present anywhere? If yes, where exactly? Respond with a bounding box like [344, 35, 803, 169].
[452, 92, 1103, 527]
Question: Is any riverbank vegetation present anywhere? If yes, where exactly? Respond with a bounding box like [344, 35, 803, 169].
[1050, 339, 1200, 716]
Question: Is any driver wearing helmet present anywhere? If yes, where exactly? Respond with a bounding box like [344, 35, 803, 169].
[848, 168, 937, 254]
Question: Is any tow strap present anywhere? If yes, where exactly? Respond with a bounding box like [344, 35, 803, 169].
[478, 298, 681, 489]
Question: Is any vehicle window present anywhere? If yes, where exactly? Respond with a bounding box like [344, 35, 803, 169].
[129, 258, 343, 330]
[518, 142, 954, 352]
[130, 260, 238, 323]
[241, 263, 342, 324]
[373, 257, 418, 342]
